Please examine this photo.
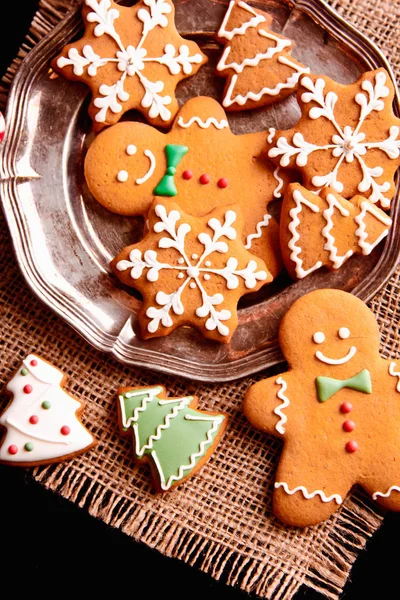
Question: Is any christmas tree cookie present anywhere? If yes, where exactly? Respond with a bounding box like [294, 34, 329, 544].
[118, 385, 227, 491]
[280, 183, 392, 279]
[0, 354, 96, 466]
[215, 0, 309, 110]
[267, 68, 400, 209]
[52, 0, 207, 130]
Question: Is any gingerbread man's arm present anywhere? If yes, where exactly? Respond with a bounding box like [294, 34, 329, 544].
[244, 372, 296, 438]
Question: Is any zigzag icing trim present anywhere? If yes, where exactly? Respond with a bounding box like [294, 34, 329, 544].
[244, 214, 271, 249]
[177, 116, 229, 129]
[217, 0, 266, 41]
[275, 481, 343, 504]
[288, 189, 322, 278]
[354, 201, 392, 255]
[273, 377, 290, 434]
[389, 362, 400, 392]
[273, 166, 284, 198]
[373, 485, 400, 500]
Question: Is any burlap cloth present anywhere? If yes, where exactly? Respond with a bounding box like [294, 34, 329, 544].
[1, 0, 399, 597]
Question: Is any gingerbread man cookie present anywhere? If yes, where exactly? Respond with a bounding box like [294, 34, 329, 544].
[280, 183, 392, 279]
[267, 68, 400, 209]
[118, 385, 227, 492]
[52, 0, 207, 130]
[244, 289, 400, 527]
[85, 96, 289, 276]
[216, 0, 309, 110]
[111, 198, 271, 342]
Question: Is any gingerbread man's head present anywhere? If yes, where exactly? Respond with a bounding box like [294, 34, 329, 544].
[279, 289, 381, 376]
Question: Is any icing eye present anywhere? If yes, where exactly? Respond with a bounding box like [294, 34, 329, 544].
[338, 327, 350, 339]
[313, 332, 325, 344]
[126, 144, 137, 156]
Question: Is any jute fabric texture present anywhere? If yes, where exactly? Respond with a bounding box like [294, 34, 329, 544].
[1, 0, 399, 598]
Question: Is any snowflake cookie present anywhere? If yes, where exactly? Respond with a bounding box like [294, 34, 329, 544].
[0, 354, 96, 466]
[111, 199, 272, 342]
[245, 289, 400, 526]
[52, 0, 207, 130]
[280, 183, 392, 279]
[215, 0, 309, 110]
[267, 68, 400, 209]
[85, 96, 291, 277]
[118, 384, 227, 491]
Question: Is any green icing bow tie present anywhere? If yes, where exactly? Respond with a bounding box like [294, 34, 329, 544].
[153, 144, 189, 197]
[316, 369, 372, 402]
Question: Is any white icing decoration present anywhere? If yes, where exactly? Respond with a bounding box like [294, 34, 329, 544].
[373, 485, 400, 501]
[313, 332, 325, 344]
[136, 149, 156, 185]
[126, 144, 137, 155]
[205, 260, 211, 267]
[244, 214, 271, 250]
[354, 201, 392, 255]
[338, 327, 350, 339]
[217, 0, 266, 41]
[275, 482, 343, 504]
[288, 189, 323, 278]
[191, 253, 198, 259]
[272, 166, 284, 198]
[203, 274, 211, 280]
[177, 116, 229, 129]
[115, 205, 268, 336]
[117, 169, 129, 182]
[0, 354, 94, 463]
[56, 0, 203, 123]
[268, 71, 400, 205]
[267, 128, 276, 144]
[216, 30, 291, 74]
[315, 346, 357, 365]
[389, 362, 400, 392]
[274, 377, 290, 435]
[321, 193, 353, 269]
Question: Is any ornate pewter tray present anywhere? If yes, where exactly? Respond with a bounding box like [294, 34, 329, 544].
[1, 0, 399, 381]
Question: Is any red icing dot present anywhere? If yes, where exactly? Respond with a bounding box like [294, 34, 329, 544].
[29, 415, 39, 425]
[60, 426, 71, 436]
[343, 420, 355, 432]
[346, 440, 358, 453]
[340, 402, 352, 414]
[199, 174, 210, 185]
[30, 359, 38, 367]
[217, 177, 228, 189]
[23, 385, 33, 394]
[8, 445, 18, 455]
[182, 170, 193, 180]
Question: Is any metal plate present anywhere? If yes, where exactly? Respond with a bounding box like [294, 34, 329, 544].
[1, 0, 399, 381]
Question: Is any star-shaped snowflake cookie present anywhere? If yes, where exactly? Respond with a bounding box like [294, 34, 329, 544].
[52, 0, 207, 130]
[267, 68, 400, 209]
[111, 199, 271, 342]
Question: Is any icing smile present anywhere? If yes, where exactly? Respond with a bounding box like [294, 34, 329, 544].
[315, 346, 357, 365]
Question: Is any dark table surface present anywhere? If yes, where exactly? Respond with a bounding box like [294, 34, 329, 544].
[2, 2, 400, 598]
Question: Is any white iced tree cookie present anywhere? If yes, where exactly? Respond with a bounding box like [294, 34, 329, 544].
[0, 354, 96, 465]
[53, 0, 207, 130]
[267, 68, 400, 209]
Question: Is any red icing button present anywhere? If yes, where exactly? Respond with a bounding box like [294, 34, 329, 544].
[30, 359, 38, 367]
[29, 415, 39, 425]
[343, 420, 355, 432]
[199, 174, 210, 185]
[8, 445, 18, 455]
[340, 402, 352, 414]
[345, 440, 358, 453]
[23, 385, 33, 394]
[182, 170, 193, 180]
[217, 177, 228, 189]
[60, 426, 71, 436]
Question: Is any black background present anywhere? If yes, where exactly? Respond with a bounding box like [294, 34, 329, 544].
[2, 2, 400, 598]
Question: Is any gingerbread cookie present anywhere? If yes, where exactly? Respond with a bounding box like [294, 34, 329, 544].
[52, 0, 207, 130]
[216, 0, 309, 110]
[85, 96, 289, 276]
[0, 354, 96, 466]
[118, 385, 227, 491]
[244, 289, 400, 527]
[267, 68, 400, 209]
[111, 198, 271, 342]
[280, 183, 392, 279]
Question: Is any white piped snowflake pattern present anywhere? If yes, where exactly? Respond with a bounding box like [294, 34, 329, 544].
[55, 0, 204, 127]
[268, 69, 400, 209]
[114, 202, 270, 341]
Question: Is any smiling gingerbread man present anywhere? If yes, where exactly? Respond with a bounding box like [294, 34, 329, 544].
[244, 289, 400, 527]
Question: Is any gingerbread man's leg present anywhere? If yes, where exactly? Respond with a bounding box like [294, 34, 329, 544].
[362, 462, 400, 512]
[273, 450, 353, 527]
